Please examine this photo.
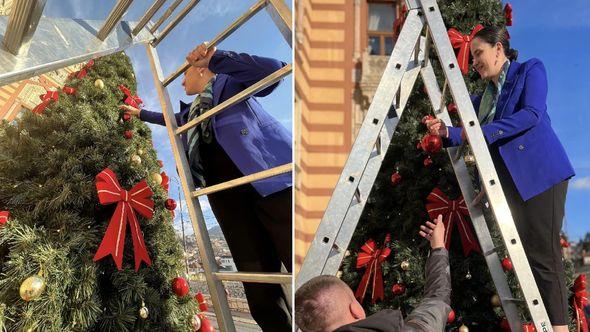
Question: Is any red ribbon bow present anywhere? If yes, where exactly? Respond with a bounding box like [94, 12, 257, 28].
[31, 91, 59, 114]
[426, 187, 481, 256]
[355, 234, 391, 304]
[447, 24, 484, 74]
[393, 4, 408, 39]
[94, 168, 154, 271]
[161, 171, 169, 192]
[504, 3, 513, 26]
[0, 210, 9, 226]
[69, 59, 94, 80]
[573, 274, 589, 332]
[119, 84, 143, 109]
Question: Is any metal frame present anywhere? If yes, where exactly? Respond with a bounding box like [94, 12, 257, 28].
[0, 1, 293, 331]
[296, 0, 552, 331]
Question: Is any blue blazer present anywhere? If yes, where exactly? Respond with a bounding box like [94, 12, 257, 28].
[140, 50, 292, 197]
[444, 58, 575, 201]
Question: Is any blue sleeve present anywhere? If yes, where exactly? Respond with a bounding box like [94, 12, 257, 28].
[481, 59, 547, 145]
[442, 94, 482, 147]
[140, 109, 182, 126]
[208, 49, 287, 97]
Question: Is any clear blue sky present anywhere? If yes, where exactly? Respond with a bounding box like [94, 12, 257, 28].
[43, 0, 293, 233]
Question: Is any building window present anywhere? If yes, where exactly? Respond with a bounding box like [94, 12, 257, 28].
[367, 1, 396, 56]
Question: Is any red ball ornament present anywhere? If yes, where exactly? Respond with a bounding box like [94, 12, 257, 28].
[195, 292, 208, 312]
[423, 157, 433, 167]
[499, 317, 510, 331]
[560, 237, 570, 248]
[62, 86, 76, 95]
[420, 134, 442, 153]
[171, 277, 189, 297]
[157, 160, 164, 168]
[447, 103, 458, 114]
[165, 198, 177, 211]
[198, 314, 214, 332]
[421, 115, 435, 124]
[447, 309, 455, 324]
[122, 113, 132, 122]
[390, 172, 402, 186]
[522, 323, 536, 332]
[391, 283, 406, 295]
[501, 257, 513, 271]
[0, 211, 9, 227]
[124, 130, 133, 139]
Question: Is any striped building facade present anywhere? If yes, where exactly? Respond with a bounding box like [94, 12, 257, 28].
[295, 0, 401, 272]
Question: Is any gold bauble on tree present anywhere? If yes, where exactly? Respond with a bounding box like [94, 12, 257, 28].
[94, 79, 105, 89]
[150, 172, 163, 185]
[458, 324, 469, 332]
[19, 272, 46, 301]
[139, 300, 149, 319]
[400, 260, 410, 271]
[491, 294, 501, 307]
[131, 155, 141, 165]
[137, 149, 144, 156]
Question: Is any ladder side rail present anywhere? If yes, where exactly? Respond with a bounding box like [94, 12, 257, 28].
[145, 44, 235, 332]
[97, 0, 134, 41]
[3, 0, 46, 55]
[420, 0, 551, 330]
[132, 0, 167, 36]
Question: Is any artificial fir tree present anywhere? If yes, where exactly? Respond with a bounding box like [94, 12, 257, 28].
[0, 53, 204, 331]
[340, 1, 580, 331]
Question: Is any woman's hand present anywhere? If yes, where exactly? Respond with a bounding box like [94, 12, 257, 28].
[419, 214, 445, 249]
[425, 118, 448, 138]
[186, 42, 217, 68]
[118, 104, 140, 117]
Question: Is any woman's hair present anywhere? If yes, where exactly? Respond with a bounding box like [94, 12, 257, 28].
[473, 26, 518, 61]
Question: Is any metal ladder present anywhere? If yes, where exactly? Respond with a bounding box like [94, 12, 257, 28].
[296, 1, 550, 331]
[0, 1, 293, 331]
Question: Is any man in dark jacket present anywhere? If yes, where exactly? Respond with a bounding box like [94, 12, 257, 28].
[295, 215, 451, 332]
[120, 42, 292, 331]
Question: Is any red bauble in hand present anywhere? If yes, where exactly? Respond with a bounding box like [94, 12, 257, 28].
[420, 134, 442, 153]
[447, 103, 458, 114]
[390, 172, 402, 186]
[391, 283, 406, 295]
[501, 257, 513, 271]
[124, 130, 133, 139]
[165, 198, 177, 211]
[421, 115, 435, 124]
[423, 157, 433, 167]
[122, 113, 132, 122]
[171, 277, 189, 297]
[447, 309, 455, 324]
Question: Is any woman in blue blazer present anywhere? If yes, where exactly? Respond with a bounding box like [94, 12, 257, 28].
[426, 27, 574, 330]
[120, 43, 292, 331]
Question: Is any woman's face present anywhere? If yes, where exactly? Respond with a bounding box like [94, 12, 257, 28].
[182, 66, 211, 95]
[470, 37, 504, 80]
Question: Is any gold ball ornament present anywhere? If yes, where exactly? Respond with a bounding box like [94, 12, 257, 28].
[94, 79, 105, 89]
[491, 294, 501, 307]
[139, 301, 149, 319]
[137, 149, 145, 156]
[192, 314, 201, 331]
[150, 172, 163, 185]
[464, 154, 476, 166]
[400, 260, 410, 271]
[131, 155, 142, 165]
[458, 325, 469, 332]
[19, 274, 46, 301]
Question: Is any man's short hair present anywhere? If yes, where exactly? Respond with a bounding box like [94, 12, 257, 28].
[295, 275, 350, 332]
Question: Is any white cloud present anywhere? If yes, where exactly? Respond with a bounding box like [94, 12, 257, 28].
[572, 177, 590, 190]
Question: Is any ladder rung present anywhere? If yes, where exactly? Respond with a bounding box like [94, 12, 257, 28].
[132, 0, 167, 36]
[3, 0, 46, 55]
[161, 0, 267, 87]
[176, 64, 292, 134]
[97, 0, 134, 41]
[149, 0, 183, 34]
[214, 272, 292, 284]
[151, 0, 200, 47]
[192, 163, 292, 197]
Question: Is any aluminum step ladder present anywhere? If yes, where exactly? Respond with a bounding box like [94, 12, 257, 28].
[296, 1, 551, 331]
[0, 1, 293, 331]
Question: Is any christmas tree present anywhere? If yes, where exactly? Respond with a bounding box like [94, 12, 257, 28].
[0, 53, 206, 331]
[340, 1, 579, 331]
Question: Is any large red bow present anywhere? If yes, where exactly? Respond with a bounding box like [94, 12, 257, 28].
[119, 85, 143, 109]
[94, 168, 154, 271]
[448, 24, 484, 74]
[69, 59, 94, 80]
[393, 4, 408, 39]
[31, 91, 59, 114]
[426, 187, 481, 256]
[504, 3, 513, 26]
[161, 171, 169, 192]
[0, 210, 9, 226]
[355, 234, 391, 304]
[573, 274, 589, 332]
